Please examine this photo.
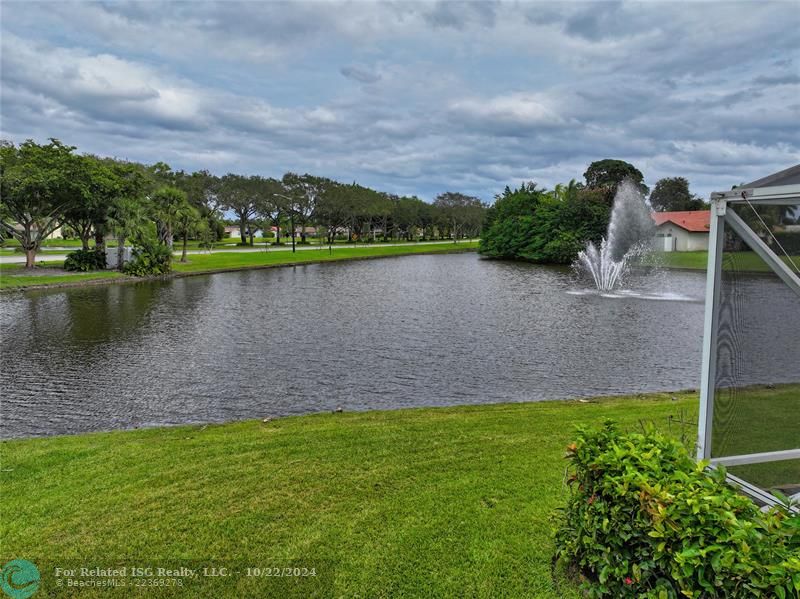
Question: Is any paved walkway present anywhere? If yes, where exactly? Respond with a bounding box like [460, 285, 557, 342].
[0, 240, 477, 264]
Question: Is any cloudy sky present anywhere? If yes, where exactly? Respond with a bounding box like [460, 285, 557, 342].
[1, 1, 799, 201]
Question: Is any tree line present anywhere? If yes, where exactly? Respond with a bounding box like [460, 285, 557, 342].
[0, 139, 487, 271]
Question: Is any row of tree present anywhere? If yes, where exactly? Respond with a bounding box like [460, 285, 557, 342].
[0, 139, 488, 270]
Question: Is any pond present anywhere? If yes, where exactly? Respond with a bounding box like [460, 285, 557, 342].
[1, 253, 711, 438]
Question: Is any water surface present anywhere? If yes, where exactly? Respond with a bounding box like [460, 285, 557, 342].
[2, 254, 710, 437]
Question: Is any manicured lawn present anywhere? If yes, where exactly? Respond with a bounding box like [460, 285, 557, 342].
[1, 238, 89, 248]
[652, 250, 800, 272]
[0, 248, 74, 256]
[0, 391, 698, 598]
[171, 242, 479, 274]
[0, 243, 478, 291]
[0, 262, 125, 290]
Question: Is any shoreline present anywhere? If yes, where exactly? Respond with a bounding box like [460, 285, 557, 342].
[0, 244, 479, 293]
[0, 388, 701, 442]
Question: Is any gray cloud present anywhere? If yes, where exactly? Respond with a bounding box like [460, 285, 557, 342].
[340, 66, 381, 84]
[753, 73, 800, 86]
[1, 1, 798, 201]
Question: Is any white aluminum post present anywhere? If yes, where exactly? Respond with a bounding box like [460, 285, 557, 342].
[697, 198, 726, 460]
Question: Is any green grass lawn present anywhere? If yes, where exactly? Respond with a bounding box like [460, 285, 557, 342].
[652, 250, 800, 272]
[0, 238, 468, 251]
[0, 391, 699, 598]
[171, 242, 479, 274]
[0, 243, 478, 291]
[0, 248, 78, 256]
[0, 262, 125, 290]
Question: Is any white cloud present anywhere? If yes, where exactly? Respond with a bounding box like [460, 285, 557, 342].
[449, 93, 567, 129]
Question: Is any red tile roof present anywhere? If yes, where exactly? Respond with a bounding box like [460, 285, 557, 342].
[652, 210, 711, 233]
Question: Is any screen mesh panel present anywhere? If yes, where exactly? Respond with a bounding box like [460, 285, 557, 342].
[728, 460, 800, 496]
[711, 202, 800, 495]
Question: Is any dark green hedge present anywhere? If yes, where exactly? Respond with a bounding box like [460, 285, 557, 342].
[554, 422, 799, 598]
[774, 232, 800, 255]
[479, 184, 609, 264]
[64, 248, 106, 271]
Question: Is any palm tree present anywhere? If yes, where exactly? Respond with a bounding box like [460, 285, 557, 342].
[151, 186, 188, 249]
[108, 197, 148, 270]
[174, 203, 201, 262]
[552, 179, 581, 203]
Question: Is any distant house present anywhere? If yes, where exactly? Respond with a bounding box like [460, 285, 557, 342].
[223, 225, 241, 239]
[7, 223, 64, 240]
[223, 225, 267, 240]
[652, 210, 711, 252]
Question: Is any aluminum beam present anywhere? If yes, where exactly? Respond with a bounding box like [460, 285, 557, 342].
[710, 448, 800, 467]
[697, 200, 726, 460]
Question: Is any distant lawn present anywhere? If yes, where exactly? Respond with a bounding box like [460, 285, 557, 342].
[0, 238, 465, 250]
[0, 262, 125, 290]
[0, 238, 97, 248]
[0, 248, 73, 256]
[0, 391, 699, 598]
[652, 250, 800, 272]
[171, 241, 479, 274]
[0, 243, 478, 290]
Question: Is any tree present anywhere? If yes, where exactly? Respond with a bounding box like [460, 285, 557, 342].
[61, 156, 121, 251]
[0, 139, 86, 268]
[172, 169, 224, 242]
[417, 201, 437, 240]
[108, 197, 147, 270]
[150, 186, 188, 248]
[393, 196, 426, 241]
[174, 202, 202, 262]
[649, 177, 707, 212]
[432, 192, 487, 242]
[252, 176, 285, 244]
[217, 174, 259, 245]
[583, 159, 649, 200]
[315, 180, 351, 248]
[282, 173, 327, 243]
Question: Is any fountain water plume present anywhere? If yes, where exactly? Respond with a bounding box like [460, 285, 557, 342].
[576, 179, 655, 292]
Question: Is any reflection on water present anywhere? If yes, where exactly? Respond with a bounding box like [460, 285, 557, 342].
[3, 254, 711, 438]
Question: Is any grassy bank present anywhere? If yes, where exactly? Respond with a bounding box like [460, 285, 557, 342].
[0, 391, 698, 598]
[0, 237, 463, 250]
[0, 262, 125, 289]
[0, 242, 478, 291]
[653, 250, 800, 272]
[170, 241, 478, 274]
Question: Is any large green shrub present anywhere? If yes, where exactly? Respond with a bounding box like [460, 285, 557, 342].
[479, 183, 610, 264]
[554, 422, 799, 598]
[64, 248, 106, 271]
[123, 240, 172, 276]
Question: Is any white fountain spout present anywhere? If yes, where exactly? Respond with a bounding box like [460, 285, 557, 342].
[576, 179, 655, 292]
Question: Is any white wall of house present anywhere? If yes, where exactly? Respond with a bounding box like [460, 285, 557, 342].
[45, 226, 63, 239]
[654, 224, 709, 252]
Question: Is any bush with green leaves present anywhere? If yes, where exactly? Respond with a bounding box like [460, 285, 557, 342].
[479, 183, 610, 264]
[64, 249, 106, 271]
[122, 240, 172, 277]
[554, 421, 799, 598]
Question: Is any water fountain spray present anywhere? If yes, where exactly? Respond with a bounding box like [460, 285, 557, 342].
[576, 179, 655, 291]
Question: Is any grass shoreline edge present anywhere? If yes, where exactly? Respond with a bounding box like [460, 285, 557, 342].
[0, 244, 479, 292]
